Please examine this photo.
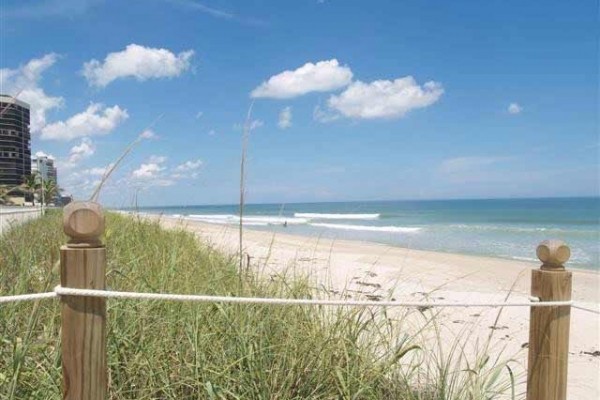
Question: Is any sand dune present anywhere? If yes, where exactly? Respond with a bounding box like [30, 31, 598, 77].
[147, 214, 599, 399]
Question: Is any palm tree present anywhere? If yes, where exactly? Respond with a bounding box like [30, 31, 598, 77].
[0, 184, 23, 205]
[21, 173, 40, 205]
[0, 185, 11, 205]
[41, 179, 60, 206]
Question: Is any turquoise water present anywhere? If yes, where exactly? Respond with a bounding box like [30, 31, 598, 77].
[125, 198, 600, 270]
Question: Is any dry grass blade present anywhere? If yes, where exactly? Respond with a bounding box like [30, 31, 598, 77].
[238, 101, 255, 273]
[89, 114, 164, 202]
[0, 88, 24, 118]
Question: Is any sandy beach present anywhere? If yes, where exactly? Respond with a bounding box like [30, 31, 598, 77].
[144, 214, 600, 399]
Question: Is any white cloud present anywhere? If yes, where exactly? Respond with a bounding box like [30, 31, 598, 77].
[508, 103, 522, 114]
[195, 111, 204, 119]
[41, 103, 128, 141]
[313, 104, 339, 123]
[327, 76, 443, 119]
[207, 129, 217, 136]
[131, 155, 169, 180]
[175, 159, 203, 172]
[251, 59, 353, 99]
[83, 166, 110, 176]
[60, 162, 114, 197]
[278, 106, 292, 129]
[82, 44, 194, 87]
[172, 159, 203, 179]
[132, 163, 165, 179]
[0, 54, 64, 132]
[34, 151, 55, 160]
[139, 129, 157, 139]
[130, 155, 204, 187]
[68, 138, 95, 164]
[148, 155, 167, 164]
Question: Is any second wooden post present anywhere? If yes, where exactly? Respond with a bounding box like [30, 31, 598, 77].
[60, 201, 107, 399]
[527, 239, 572, 400]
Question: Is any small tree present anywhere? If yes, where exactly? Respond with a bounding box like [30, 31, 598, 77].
[41, 179, 60, 205]
[0, 184, 23, 205]
[0, 185, 10, 205]
[21, 173, 40, 205]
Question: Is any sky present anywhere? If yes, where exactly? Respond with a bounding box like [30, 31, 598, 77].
[0, 0, 598, 207]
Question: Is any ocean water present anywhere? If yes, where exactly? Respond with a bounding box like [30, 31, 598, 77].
[125, 198, 600, 270]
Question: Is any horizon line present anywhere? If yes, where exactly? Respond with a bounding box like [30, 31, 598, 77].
[112, 195, 600, 209]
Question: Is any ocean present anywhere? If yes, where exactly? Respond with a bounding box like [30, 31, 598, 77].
[125, 197, 600, 270]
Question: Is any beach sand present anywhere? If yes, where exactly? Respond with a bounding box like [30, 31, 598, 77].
[146, 214, 599, 399]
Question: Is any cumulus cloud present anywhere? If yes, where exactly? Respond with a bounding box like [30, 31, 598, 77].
[34, 151, 55, 160]
[82, 44, 194, 87]
[68, 138, 95, 164]
[0, 53, 64, 132]
[172, 159, 203, 179]
[132, 162, 165, 179]
[175, 159, 203, 172]
[82, 166, 110, 176]
[327, 76, 443, 119]
[41, 103, 129, 141]
[508, 103, 522, 114]
[131, 155, 203, 187]
[251, 59, 353, 99]
[132, 155, 168, 180]
[278, 106, 292, 129]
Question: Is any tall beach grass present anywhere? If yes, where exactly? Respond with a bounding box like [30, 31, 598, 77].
[0, 211, 516, 399]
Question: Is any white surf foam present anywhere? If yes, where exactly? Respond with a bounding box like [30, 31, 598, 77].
[186, 214, 308, 225]
[310, 223, 421, 233]
[294, 213, 380, 220]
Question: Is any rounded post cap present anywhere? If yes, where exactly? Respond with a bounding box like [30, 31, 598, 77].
[536, 239, 570, 269]
[63, 201, 105, 246]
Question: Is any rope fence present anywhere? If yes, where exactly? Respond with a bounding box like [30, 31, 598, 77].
[1, 286, 598, 314]
[2, 201, 597, 400]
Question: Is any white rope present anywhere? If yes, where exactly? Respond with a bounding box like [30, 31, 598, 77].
[573, 304, 600, 315]
[0, 291, 57, 304]
[53, 286, 576, 308]
[0, 287, 597, 315]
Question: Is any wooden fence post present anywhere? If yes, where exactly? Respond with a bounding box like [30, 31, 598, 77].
[527, 239, 572, 400]
[60, 201, 107, 399]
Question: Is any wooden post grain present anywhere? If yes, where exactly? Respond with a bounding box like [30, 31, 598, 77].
[527, 239, 572, 400]
[60, 201, 107, 400]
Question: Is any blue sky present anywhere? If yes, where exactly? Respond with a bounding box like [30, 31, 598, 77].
[1, 0, 597, 206]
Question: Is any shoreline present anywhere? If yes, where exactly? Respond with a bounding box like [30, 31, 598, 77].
[116, 204, 599, 271]
[135, 212, 599, 399]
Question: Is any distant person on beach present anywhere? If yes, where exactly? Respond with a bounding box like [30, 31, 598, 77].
[283, 221, 288, 228]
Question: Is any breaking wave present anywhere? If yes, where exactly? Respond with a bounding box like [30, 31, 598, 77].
[294, 213, 380, 220]
[310, 223, 421, 233]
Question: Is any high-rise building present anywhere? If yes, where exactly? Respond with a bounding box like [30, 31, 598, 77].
[0, 95, 31, 186]
[32, 155, 58, 184]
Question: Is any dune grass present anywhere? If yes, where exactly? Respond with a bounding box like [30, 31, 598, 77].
[0, 211, 516, 399]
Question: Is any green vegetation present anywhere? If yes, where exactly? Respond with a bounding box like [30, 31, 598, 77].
[0, 212, 516, 399]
